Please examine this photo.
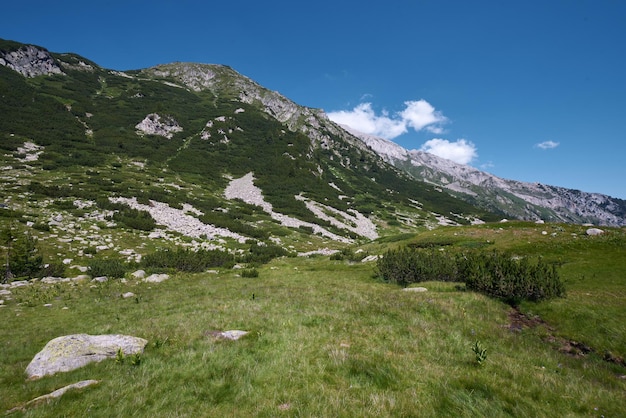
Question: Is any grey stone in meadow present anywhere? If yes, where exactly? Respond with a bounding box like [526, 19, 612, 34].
[403, 287, 428, 292]
[220, 330, 248, 340]
[26, 334, 148, 380]
[29, 379, 100, 405]
[586, 228, 604, 236]
[41, 276, 70, 284]
[143, 273, 169, 283]
[6, 380, 100, 414]
[9, 280, 30, 288]
[207, 330, 249, 341]
[131, 269, 146, 279]
[122, 292, 136, 299]
[92, 276, 108, 283]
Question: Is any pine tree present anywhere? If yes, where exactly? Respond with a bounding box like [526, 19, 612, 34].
[7, 230, 42, 280]
[1, 226, 14, 283]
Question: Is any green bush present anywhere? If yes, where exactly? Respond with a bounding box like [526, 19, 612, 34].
[112, 208, 156, 231]
[330, 248, 368, 262]
[376, 247, 459, 287]
[2, 230, 43, 280]
[376, 247, 565, 304]
[241, 242, 291, 264]
[142, 248, 234, 272]
[88, 258, 128, 279]
[240, 268, 259, 278]
[39, 261, 66, 278]
[459, 251, 565, 304]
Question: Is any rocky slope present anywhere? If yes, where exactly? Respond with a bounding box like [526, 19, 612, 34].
[347, 126, 626, 226]
[2, 36, 502, 274]
[0, 43, 63, 77]
[137, 62, 369, 152]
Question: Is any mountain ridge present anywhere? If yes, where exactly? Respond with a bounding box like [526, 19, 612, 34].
[344, 125, 626, 226]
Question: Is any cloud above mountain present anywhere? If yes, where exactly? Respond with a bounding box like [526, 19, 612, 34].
[420, 138, 477, 165]
[327, 100, 446, 139]
[328, 100, 478, 165]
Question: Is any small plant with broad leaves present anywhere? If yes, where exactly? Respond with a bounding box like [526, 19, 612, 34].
[115, 348, 125, 364]
[116, 348, 142, 366]
[472, 340, 487, 366]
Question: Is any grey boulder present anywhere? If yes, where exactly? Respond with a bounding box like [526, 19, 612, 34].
[26, 334, 148, 379]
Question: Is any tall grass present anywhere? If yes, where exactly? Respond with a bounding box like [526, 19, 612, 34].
[1, 251, 624, 417]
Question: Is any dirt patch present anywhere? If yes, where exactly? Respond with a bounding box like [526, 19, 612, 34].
[507, 307, 626, 369]
[507, 307, 550, 332]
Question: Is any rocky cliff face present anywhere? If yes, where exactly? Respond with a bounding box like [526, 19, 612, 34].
[348, 127, 626, 226]
[0, 44, 64, 77]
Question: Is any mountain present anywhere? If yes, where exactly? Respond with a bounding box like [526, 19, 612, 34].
[0, 39, 499, 258]
[344, 126, 626, 227]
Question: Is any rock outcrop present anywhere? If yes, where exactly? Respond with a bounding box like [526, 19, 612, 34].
[135, 113, 183, 139]
[0, 44, 64, 77]
[26, 334, 148, 379]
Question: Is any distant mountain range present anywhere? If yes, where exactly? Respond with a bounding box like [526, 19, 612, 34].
[0, 37, 624, 242]
[344, 127, 626, 226]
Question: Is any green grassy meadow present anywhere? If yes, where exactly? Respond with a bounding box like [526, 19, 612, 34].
[1, 223, 625, 417]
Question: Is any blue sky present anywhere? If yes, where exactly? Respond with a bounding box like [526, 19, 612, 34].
[2, 0, 625, 198]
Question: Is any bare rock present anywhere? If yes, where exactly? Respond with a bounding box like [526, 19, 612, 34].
[131, 270, 146, 279]
[143, 273, 170, 283]
[206, 330, 249, 341]
[403, 287, 428, 292]
[586, 228, 604, 236]
[8, 380, 100, 413]
[26, 334, 148, 379]
[135, 113, 183, 139]
[0, 44, 64, 77]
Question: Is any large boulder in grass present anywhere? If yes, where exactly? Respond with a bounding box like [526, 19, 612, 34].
[26, 334, 148, 380]
[144, 273, 170, 283]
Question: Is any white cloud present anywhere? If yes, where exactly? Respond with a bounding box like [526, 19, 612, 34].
[399, 100, 447, 132]
[327, 99, 446, 140]
[420, 138, 478, 165]
[327, 103, 406, 139]
[535, 140, 560, 149]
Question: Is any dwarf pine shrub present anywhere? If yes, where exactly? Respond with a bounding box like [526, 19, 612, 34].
[375, 247, 459, 287]
[142, 248, 235, 272]
[88, 258, 128, 279]
[459, 251, 565, 304]
[377, 247, 565, 303]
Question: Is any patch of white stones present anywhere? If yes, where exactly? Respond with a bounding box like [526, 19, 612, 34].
[109, 197, 247, 243]
[295, 194, 378, 240]
[224, 172, 376, 244]
[17, 141, 44, 162]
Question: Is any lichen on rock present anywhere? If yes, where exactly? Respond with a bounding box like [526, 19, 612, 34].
[26, 334, 148, 379]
